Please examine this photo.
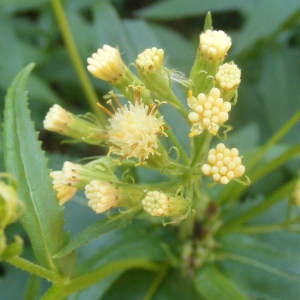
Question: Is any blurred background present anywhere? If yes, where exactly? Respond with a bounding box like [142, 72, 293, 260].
[0, 0, 299, 298]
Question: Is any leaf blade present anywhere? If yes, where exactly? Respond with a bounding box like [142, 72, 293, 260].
[3, 63, 67, 269]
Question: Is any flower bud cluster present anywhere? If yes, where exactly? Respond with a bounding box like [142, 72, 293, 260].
[188, 88, 231, 136]
[201, 143, 245, 184]
[199, 30, 231, 63]
[85, 180, 119, 213]
[216, 63, 241, 91]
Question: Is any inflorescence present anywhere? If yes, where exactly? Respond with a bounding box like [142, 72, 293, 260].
[44, 20, 247, 219]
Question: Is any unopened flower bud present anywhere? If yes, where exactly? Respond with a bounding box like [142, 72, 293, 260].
[201, 143, 246, 184]
[190, 29, 232, 94]
[0, 181, 23, 229]
[136, 48, 164, 73]
[216, 62, 241, 101]
[199, 30, 231, 63]
[107, 102, 165, 162]
[188, 88, 231, 136]
[44, 104, 104, 145]
[142, 190, 189, 217]
[135, 47, 181, 106]
[87, 45, 152, 103]
[85, 180, 119, 213]
[87, 45, 126, 83]
[50, 171, 77, 205]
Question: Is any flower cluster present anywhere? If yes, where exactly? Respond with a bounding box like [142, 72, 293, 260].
[44, 16, 247, 222]
[188, 88, 231, 136]
[201, 143, 245, 184]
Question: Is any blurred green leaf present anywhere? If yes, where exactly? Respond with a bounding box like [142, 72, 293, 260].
[136, 0, 253, 20]
[219, 234, 300, 300]
[3, 64, 67, 269]
[54, 209, 140, 258]
[258, 48, 300, 141]
[92, 1, 136, 62]
[195, 265, 248, 300]
[234, 0, 300, 54]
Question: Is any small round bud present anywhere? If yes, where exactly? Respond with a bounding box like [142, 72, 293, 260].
[0, 181, 23, 229]
[202, 144, 246, 184]
[87, 45, 126, 83]
[216, 62, 241, 91]
[188, 88, 232, 136]
[142, 190, 189, 217]
[107, 102, 165, 162]
[85, 180, 119, 214]
[136, 48, 164, 72]
[199, 30, 232, 62]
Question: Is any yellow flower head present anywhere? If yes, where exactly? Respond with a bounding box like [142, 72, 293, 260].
[87, 45, 125, 83]
[85, 180, 119, 213]
[136, 47, 164, 72]
[188, 88, 231, 136]
[201, 143, 246, 184]
[199, 29, 232, 62]
[107, 102, 165, 162]
[216, 62, 241, 91]
[43, 104, 73, 134]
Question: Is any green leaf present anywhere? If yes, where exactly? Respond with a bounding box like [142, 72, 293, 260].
[3, 64, 67, 269]
[54, 209, 140, 258]
[195, 265, 248, 300]
[219, 234, 300, 300]
[258, 48, 300, 141]
[136, 0, 252, 20]
[92, 1, 136, 62]
[234, 0, 300, 54]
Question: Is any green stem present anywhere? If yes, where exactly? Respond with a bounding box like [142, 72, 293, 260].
[50, 0, 105, 122]
[143, 265, 169, 300]
[191, 132, 212, 167]
[231, 220, 300, 234]
[6, 256, 62, 283]
[41, 259, 159, 300]
[219, 179, 296, 234]
[166, 128, 190, 164]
